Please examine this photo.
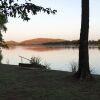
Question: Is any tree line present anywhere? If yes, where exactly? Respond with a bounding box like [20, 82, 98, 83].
[42, 40, 100, 46]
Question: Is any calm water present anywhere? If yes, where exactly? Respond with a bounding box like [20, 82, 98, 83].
[1, 46, 100, 75]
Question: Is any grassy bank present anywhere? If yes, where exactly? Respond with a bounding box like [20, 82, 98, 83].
[0, 64, 100, 100]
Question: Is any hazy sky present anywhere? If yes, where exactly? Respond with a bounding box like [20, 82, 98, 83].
[3, 0, 100, 41]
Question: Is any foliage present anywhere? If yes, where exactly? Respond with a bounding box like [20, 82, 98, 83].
[30, 56, 50, 69]
[0, 48, 3, 64]
[0, 0, 57, 21]
[0, 13, 8, 48]
[30, 56, 41, 65]
[70, 62, 78, 73]
[44, 62, 51, 70]
[0, 13, 7, 32]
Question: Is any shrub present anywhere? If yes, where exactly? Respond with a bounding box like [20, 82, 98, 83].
[70, 61, 78, 73]
[44, 62, 51, 70]
[30, 56, 51, 70]
[30, 56, 41, 65]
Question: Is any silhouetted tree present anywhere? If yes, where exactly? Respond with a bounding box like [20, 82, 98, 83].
[0, 0, 57, 47]
[0, 0, 57, 21]
[0, 48, 3, 64]
[75, 0, 92, 80]
[0, 13, 8, 47]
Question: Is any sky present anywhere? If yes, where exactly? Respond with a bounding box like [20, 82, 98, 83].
[3, 0, 100, 42]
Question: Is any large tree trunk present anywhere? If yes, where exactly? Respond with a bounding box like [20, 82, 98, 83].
[74, 0, 92, 80]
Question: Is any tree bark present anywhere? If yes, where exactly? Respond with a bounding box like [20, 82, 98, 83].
[74, 0, 92, 80]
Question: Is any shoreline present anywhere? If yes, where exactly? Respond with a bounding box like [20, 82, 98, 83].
[0, 63, 99, 76]
[0, 64, 19, 67]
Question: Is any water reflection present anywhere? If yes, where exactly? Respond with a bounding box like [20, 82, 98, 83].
[2, 46, 100, 75]
[7, 45, 100, 51]
[26, 46, 66, 52]
[15, 45, 79, 52]
[7, 45, 17, 49]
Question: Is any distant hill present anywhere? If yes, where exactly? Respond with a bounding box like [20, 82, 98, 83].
[19, 38, 65, 45]
[6, 41, 18, 45]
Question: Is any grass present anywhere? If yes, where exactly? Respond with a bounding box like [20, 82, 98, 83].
[0, 64, 100, 100]
[70, 61, 78, 73]
[30, 56, 41, 65]
[30, 56, 50, 69]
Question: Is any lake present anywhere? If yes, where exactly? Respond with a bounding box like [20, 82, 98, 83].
[1, 46, 100, 75]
